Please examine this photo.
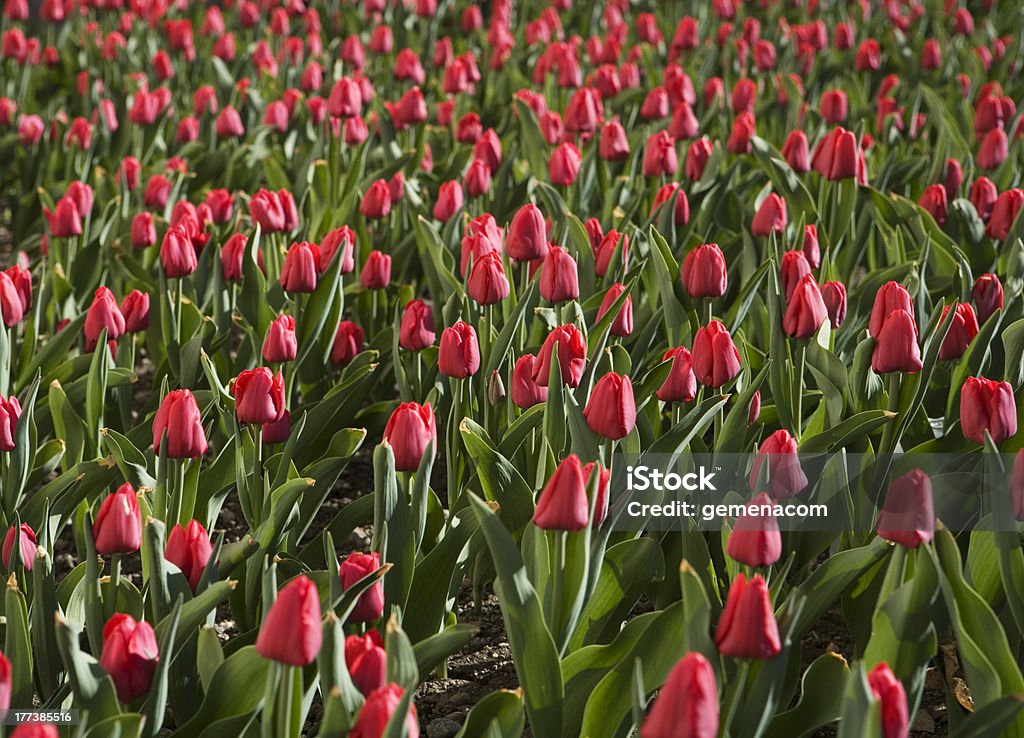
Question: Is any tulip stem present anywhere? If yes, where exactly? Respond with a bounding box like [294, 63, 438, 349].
[721, 659, 751, 737]
[704, 299, 713, 326]
[252, 425, 265, 525]
[549, 530, 566, 637]
[173, 277, 183, 351]
[108, 553, 121, 616]
[794, 341, 807, 439]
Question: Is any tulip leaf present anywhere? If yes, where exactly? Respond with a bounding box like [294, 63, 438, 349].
[80, 715, 145, 738]
[1003, 317, 1024, 390]
[765, 652, 850, 738]
[460, 419, 535, 533]
[483, 280, 538, 379]
[141, 597, 181, 738]
[296, 494, 374, 568]
[412, 623, 478, 681]
[54, 614, 122, 725]
[468, 494, 564, 738]
[5, 576, 34, 710]
[836, 663, 883, 738]
[15, 312, 86, 392]
[3, 374, 38, 511]
[102, 427, 157, 489]
[456, 689, 526, 738]
[172, 647, 270, 738]
[385, 616, 420, 688]
[155, 580, 234, 660]
[798, 410, 895, 453]
[372, 443, 414, 613]
[951, 696, 1024, 738]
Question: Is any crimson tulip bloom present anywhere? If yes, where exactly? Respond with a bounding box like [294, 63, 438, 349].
[783, 274, 828, 339]
[360, 251, 392, 290]
[84, 287, 126, 351]
[749, 429, 807, 499]
[549, 142, 582, 186]
[221, 233, 247, 282]
[656, 346, 697, 403]
[811, 127, 859, 180]
[399, 300, 435, 351]
[262, 409, 291, 444]
[120, 290, 150, 333]
[205, 189, 234, 223]
[970, 178, 998, 221]
[255, 575, 322, 665]
[165, 520, 213, 591]
[960, 377, 1017, 445]
[152, 389, 208, 458]
[727, 493, 782, 568]
[507, 203, 547, 261]
[640, 652, 718, 738]
[643, 130, 678, 177]
[160, 224, 197, 278]
[985, 189, 1024, 239]
[0, 273, 21, 328]
[937, 304, 979, 361]
[351, 684, 419, 738]
[977, 128, 1009, 170]
[652, 183, 690, 225]
[328, 77, 362, 118]
[918, 184, 948, 226]
[533, 454, 589, 532]
[681, 244, 727, 299]
[752, 193, 787, 236]
[2, 523, 36, 571]
[685, 138, 714, 181]
[360, 180, 392, 220]
[869, 282, 914, 338]
[780, 250, 811, 301]
[131, 212, 156, 249]
[876, 469, 934, 548]
[821, 281, 847, 329]
[715, 573, 781, 659]
[340, 552, 385, 623]
[594, 229, 628, 278]
[534, 324, 587, 388]
[214, 105, 244, 138]
[565, 87, 602, 132]
[972, 273, 1004, 324]
[464, 159, 491, 198]
[45, 197, 82, 238]
[599, 120, 630, 161]
[438, 322, 480, 378]
[511, 355, 548, 409]
[234, 368, 285, 425]
[434, 180, 464, 222]
[691, 320, 741, 388]
[872, 310, 923, 374]
[281, 241, 320, 293]
[540, 246, 580, 303]
[467, 252, 510, 305]
[100, 614, 159, 703]
[597, 283, 633, 337]
[382, 402, 436, 471]
[263, 314, 297, 363]
[584, 372, 636, 440]
[726, 112, 755, 154]
[668, 102, 699, 140]
[93, 483, 141, 555]
[319, 226, 356, 274]
[867, 663, 910, 738]
[144, 175, 173, 210]
[820, 89, 848, 124]
[346, 631, 387, 696]
[781, 130, 810, 172]
[330, 321, 364, 367]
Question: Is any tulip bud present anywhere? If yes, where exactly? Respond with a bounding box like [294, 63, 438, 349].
[876, 468, 934, 549]
[985, 188, 1024, 240]
[93, 483, 142, 555]
[2, 523, 36, 571]
[351, 683, 419, 738]
[234, 368, 285, 425]
[280, 241, 320, 293]
[714, 573, 781, 659]
[487, 369, 506, 406]
[944, 159, 963, 199]
[872, 310, 923, 374]
[820, 89, 848, 124]
[691, 320, 741, 388]
[783, 273, 828, 339]
[382, 402, 436, 472]
[262, 408, 291, 444]
[533, 455, 590, 532]
[780, 250, 811, 301]
[681, 244, 727, 299]
[811, 127, 859, 180]
[821, 281, 847, 329]
[749, 429, 807, 499]
[869, 282, 914, 338]
[165, 520, 213, 591]
[160, 224, 197, 278]
[256, 575, 322, 665]
[752, 193, 787, 236]
[346, 631, 387, 695]
[978, 128, 1009, 171]
[652, 183, 690, 225]
[565, 87, 602, 133]
[511, 355, 548, 409]
[360, 180, 392, 220]
[726, 492, 782, 568]
[262, 314, 297, 363]
[685, 138, 714, 181]
[399, 300, 435, 351]
[584, 372, 636, 440]
[84, 287, 126, 352]
[938, 304, 979, 361]
[360, 251, 392, 290]
[867, 663, 910, 738]
[131, 212, 157, 249]
[594, 229, 630, 279]
[120, 290, 150, 333]
[220, 233, 247, 282]
[640, 652, 719, 738]
[340, 552, 385, 623]
[656, 346, 697, 404]
[599, 120, 630, 161]
[781, 130, 810, 172]
[960, 377, 1017, 445]
[467, 252, 510, 305]
[330, 321, 364, 367]
[918, 184, 948, 226]
[534, 324, 587, 388]
[44, 197, 82, 238]
[972, 273, 1004, 324]
[597, 283, 633, 336]
[549, 142, 582, 186]
[539, 246, 580, 303]
[438, 322, 480, 378]
[969, 178, 998, 221]
[319, 226, 356, 274]
[507, 204, 547, 261]
[100, 614, 159, 702]
[643, 130, 678, 177]
[153, 389, 208, 458]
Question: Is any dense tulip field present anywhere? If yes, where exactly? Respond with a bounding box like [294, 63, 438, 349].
[4, 0, 1024, 735]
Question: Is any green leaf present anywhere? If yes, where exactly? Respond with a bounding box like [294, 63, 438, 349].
[5, 576, 33, 709]
[456, 689, 526, 738]
[173, 647, 269, 738]
[413, 624, 478, 681]
[766, 653, 850, 738]
[460, 419, 535, 533]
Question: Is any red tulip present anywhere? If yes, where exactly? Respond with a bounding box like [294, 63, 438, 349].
[918, 184, 948, 225]
[331, 321, 364, 367]
[715, 573, 781, 659]
[433, 180, 464, 222]
[727, 493, 782, 567]
[281, 241, 320, 293]
[681, 244, 727, 299]
[255, 575, 322, 665]
[2, 523, 36, 571]
[597, 283, 633, 336]
[11, 724, 59, 738]
[144, 175, 173, 210]
[783, 273, 828, 339]
[221, 233, 247, 282]
[970, 178, 998, 221]
[539, 246, 580, 303]
[438, 322, 480, 379]
[130, 212, 157, 249]
[340, 552, 385, 623]
[972, 273, 1004, 324]
[360, 251, 392, 290]
[120, 290, 150, 333]
[100, 614, 159, 702]
[214, 105, 244, 138]
[565, 87, 602, 133]
[533, 454, 590, 532]
[978, 128, 1009, 170]
[781, 130, 810, 172]
[872, 310, 923, 374]
[652, 183, 691, 225]
[153, 389, 208, 458]
[360, 180, 392, 220]
[160, 224, 197, 278]
[263, 314, 297, 363]
[0, 650, 8, 714]
[464, 159, 491, 198]
[262, 409, 291, 444]
[319, 226, 356, 274]
[749, 429, 807, 499]
[328, 77, 362, 118]
[944, 159, 963, 199]
[507, 204, 547, 261]
[550, 142, 582, 185]
[0, 394, 19, 451]
[820, 89, 848, 124]
[93, 483, 141, 555]
[399, 300, 435, 351]
[534, 324, 587, 388]
[234, 368, 285, 425]
[640, 652, 718, 738]
[594, 229, 628, 278]
[685, 138, 713, 181]
[345, 631, 387, 695]
[812, 127, 859, 180]
[821, 281, 847, 329]
[985, 188, 1024, 239]
[869, 282, 914, 338]
[511, 354, 548, 409]
[691, 320, 741, 388]
[876, 468, 934, 549]
[382, 402, 436, 472]
[751, 193, 787, 236]
[467, 251, 510, 305]
[351, 683, 419, 738]
[867, 663, 910, 738]
[84, 287, 126, 351]
[45, 196, 82, 238]
[599, 119, 630, 161]
[584, 372, 636, 440]
[656, 346, 697, 403]
[165, 520, 213, 591]
[726, 111, 755, 154]
[668, 102, 699, 140]
[938, 304, 979, 361]
[960, 377, 1017, 445]
[643, 130, 678, 177]
[780, 250, 811, 301]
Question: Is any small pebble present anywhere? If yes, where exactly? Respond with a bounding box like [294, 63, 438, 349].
[426, 717, 462, 738]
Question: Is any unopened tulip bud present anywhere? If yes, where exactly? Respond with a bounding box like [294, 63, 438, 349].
[872, 310, 923, 374]
[340, 552, 385, 623]
[867, 663, 910, 738]
[165, 520, 213, 591]
[876, 469, 934, 549]
[960, 376, 1017, 445]
[750, 429, 807, 499]
[100, 614, 159, 702]
[438, 321, 480, 378]
[584, 372, 636, 440]
[382, 402, 436, 472]
[681, 244, 727, 299]
[262, 314, 297, 363]
[255, 575, 322, 665]
[727, 493, 782, 567]
[714, 573, 781, 659]
[93, 483, 142, 555]
[640, 652, 718, 738]
[691, 320, 741, 388]
[533, 455, 589, 532]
